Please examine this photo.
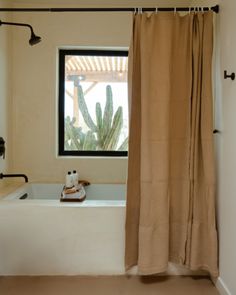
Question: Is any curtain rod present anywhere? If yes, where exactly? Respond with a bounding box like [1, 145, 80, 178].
[0, 5, 219, 13]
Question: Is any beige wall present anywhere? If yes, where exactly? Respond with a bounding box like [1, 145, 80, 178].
[8, 0, 191, 184]
[191, 0, 236, 294]
[216, 1, 236, 293]
[0, 0, 11, 186]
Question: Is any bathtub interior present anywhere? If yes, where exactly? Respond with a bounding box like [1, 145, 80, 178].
[2, 183, 126, 201]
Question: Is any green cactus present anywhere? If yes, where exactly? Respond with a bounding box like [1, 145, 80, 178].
[78, 86, 97, 132]
[102, 85, 113, 141]
[95, 102, 103, 147]
[103, 106, 123, 150]
[65, 85, 128, 152]
[65, 116, 97, 150]
[83, 130, 97, 150]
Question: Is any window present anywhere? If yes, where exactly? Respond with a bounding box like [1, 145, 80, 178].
[58, 49, 129, 156]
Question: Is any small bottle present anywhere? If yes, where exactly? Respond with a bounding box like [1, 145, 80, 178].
[65, 171, 73, 188]
[72, 170, 79, 189]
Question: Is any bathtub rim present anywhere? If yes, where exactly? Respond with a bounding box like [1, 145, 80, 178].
[0, 183, 126, 208]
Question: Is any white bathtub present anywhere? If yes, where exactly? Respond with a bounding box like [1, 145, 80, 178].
[0, 183, 204, 276]
[0, 183, 126, 275]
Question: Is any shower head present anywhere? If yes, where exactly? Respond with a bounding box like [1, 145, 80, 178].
[29, 30, 41, 46]
[0, 19, 41, 46]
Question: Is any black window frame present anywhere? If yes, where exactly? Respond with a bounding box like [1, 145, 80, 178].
[58, 49, 129, 157]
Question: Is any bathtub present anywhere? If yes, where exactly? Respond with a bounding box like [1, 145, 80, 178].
[0, 183, 126, 275]
[0, 183, 204, 276]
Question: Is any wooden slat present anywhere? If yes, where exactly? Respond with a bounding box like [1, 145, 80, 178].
[76, 57, 86, 71]
[93, 56, 101, 71]
[65, 56, 128, 76]
[73, 58, 82, 71]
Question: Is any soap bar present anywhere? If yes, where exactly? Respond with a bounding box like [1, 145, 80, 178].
[64, 187, 77, 194]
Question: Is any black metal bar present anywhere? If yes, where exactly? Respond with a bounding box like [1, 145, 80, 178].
[224, 70, 235, 81]
[0, 5, 219, 13]
[60, 150, 128, 157]
[0, 20, 33, 32]
[0, 173, 28, 183]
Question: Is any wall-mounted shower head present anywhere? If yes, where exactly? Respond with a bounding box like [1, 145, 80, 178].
[0, 19, 41, 46]
[29, 29, 41, 46]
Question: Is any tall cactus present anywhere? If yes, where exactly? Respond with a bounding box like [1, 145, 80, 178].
[78, 86, 97, 132]
[103, 106, 123, 150]
[102, 85, 113, 142]
[65, 85, 128, 151]
[95, 102, 103, 147]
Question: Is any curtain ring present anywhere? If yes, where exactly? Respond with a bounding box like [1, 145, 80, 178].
[174, 7, 177, 15]
[189, 7, 191, 14]
[138, 7, 142, 14]
[134, 7, 137, 15]
[155, 7, 158, 14]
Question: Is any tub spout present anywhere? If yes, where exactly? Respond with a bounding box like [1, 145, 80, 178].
[0, 173, 28, 183]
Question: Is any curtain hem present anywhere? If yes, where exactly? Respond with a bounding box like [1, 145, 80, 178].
[169, 257, 219, 278]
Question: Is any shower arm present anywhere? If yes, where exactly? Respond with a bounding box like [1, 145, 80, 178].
[0, 20, 41, 45]
[0, 20, 33, 32]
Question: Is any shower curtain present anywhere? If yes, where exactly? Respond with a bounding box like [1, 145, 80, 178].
[125, 11, 218, 277]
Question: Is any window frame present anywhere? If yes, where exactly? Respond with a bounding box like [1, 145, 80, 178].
[58, 49, 129, 157]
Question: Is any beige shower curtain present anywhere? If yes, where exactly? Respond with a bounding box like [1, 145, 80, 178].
[125, 11, 218, 277]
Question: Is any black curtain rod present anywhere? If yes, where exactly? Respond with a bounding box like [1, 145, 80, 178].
[0, 5, 219, 13]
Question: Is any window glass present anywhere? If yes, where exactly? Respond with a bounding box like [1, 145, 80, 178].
[58, 50, 129, 156]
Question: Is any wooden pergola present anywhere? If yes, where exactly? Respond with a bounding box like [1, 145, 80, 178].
[65, 55, 128, 82]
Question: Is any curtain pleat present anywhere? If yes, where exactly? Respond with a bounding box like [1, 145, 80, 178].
[125, 11, 218, 277]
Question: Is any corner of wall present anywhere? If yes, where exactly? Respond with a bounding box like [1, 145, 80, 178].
[215, 277, 232, 295]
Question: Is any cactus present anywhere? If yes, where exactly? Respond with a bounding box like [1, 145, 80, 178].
[65, 85, 128, 152]
[95, 102, 103, 147]
[64, 116, 97, 150]
[78, 86, 97, 132]
[65, 116, 81, 150]
[83, 130, 97, 150]
[103, 106, 123, 150]
[102, 85, 113, 141]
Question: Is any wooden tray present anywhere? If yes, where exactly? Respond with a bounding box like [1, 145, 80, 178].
[60, 185, 86, 202]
